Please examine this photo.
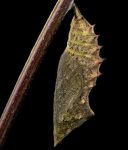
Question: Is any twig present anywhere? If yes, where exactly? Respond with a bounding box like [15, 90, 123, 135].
[0, 0, 74, 145]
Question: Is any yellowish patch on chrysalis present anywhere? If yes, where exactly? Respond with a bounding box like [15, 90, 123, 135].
[80, 99, 86, 104]
[66, 48, 92, 57]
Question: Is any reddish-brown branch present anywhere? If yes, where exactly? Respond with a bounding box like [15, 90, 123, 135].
[0, 0, 74, 145]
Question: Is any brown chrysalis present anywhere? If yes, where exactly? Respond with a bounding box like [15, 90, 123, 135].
[54, 5, 103, 146]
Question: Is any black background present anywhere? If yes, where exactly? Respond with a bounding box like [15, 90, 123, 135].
[0, 0, 126, 149]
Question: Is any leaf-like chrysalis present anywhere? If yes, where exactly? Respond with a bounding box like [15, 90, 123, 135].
[54, 5, 103, 146]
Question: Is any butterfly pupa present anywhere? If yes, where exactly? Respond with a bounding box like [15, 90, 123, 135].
[53, 5, 102, 146]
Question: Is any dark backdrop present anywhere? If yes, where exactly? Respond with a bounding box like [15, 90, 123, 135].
[0, 0, 125, 149]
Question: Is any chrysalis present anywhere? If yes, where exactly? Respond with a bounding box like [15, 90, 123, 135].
[54, 5, 103, 146]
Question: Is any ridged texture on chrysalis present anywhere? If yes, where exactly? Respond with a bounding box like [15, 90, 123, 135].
[54, 6, 103, 146]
